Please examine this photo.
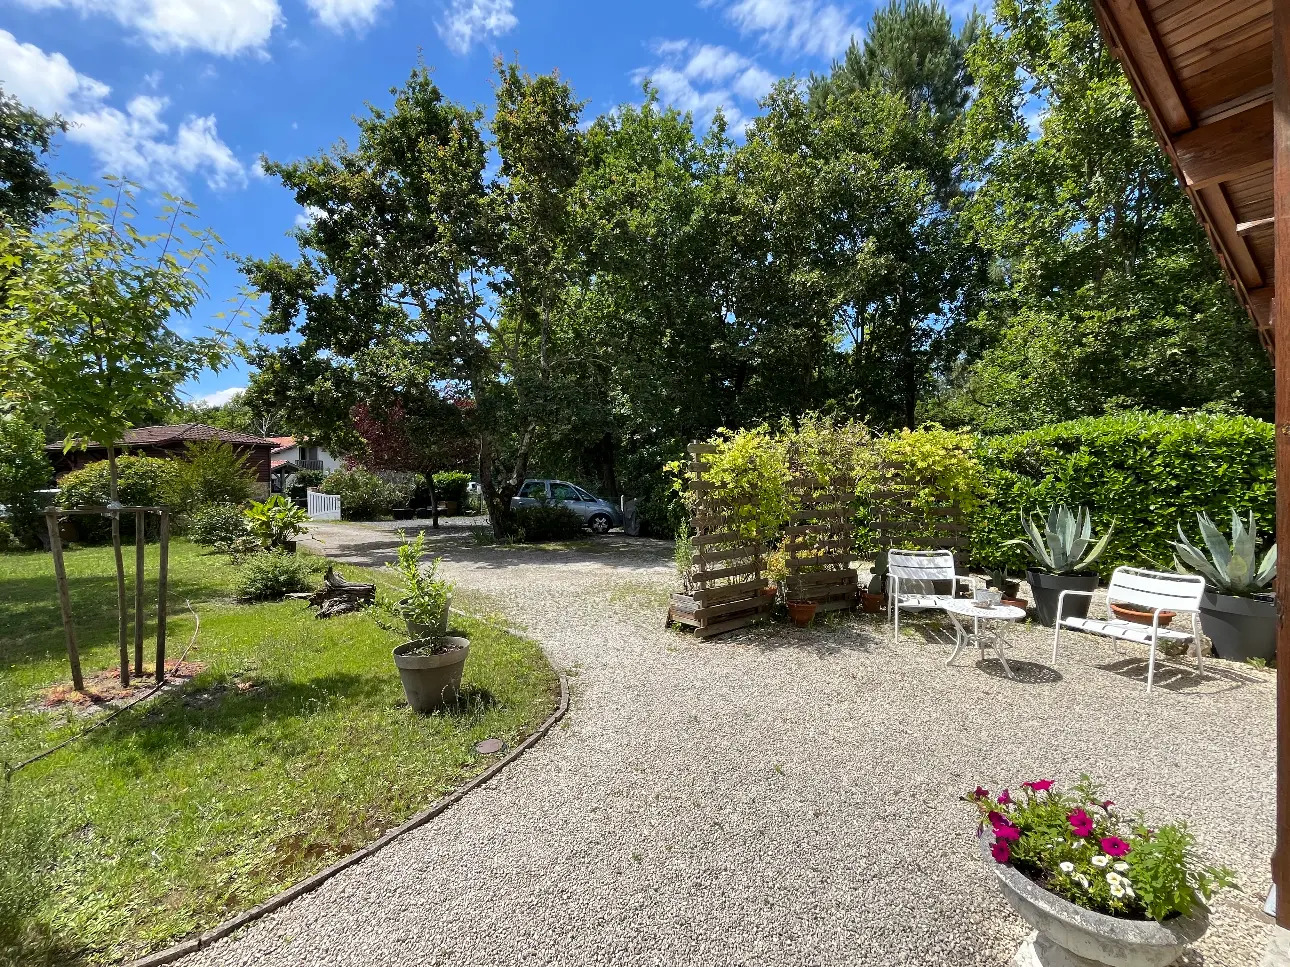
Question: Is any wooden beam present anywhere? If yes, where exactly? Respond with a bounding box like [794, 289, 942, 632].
[1102, 0, 1192, 132]
[1273, 0, 1290, 931]
[1174, 101, 1274, 189]
[1239, 216, 1277, 236]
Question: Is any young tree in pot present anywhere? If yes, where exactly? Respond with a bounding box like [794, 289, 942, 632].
[1170, 510, 1276, 663]
[1006, 505, 1114, 627]
[392, 530, 452, 637]
[389, 531, 466, 712]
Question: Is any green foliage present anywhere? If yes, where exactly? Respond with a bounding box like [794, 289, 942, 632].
[873, 425, 982, 512]
[244, 495, 309, 550]
[0, 784, 55, 949]
[0, 85, 66, 228]
[233, 549, 319, 601]
[0, 522, 19, 552]
[0, 415, 50, 546]
[970, 776, 1234, 922]
[971, 412, 1275, 574]
[673, 426, 793, 539]
[514, 504, 584, 542]
[1171, 510, 1276, 597]
[673, 525, 694, 593]
[785, 413, 874, 491]
[186, 503, 249, 549]
[431, 471, 471, 505]
[171, 440, 258, 511]
[293, 468, 326, 489]
[1008, 504, 1115, 576]
[320, 467, 402, 520]
[56, 456, 179, 543]
[392, 530, 452, 626]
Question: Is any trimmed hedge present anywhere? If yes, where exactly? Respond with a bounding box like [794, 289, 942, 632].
[57, 456, 180, 543]
[970, 412, 1275, 575]
[432, 471, 471, 506]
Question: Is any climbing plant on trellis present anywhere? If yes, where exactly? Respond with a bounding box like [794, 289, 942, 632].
[780, 468, 858, 613]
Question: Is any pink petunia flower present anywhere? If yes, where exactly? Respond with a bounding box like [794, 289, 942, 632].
[997, 789, 1012, 805]
[969, 787, 990, 801]
[1100, 836, 1131, 857]
[991, 840, 1011, 863]
[1100, 800, 1116, 811]
[1068, 809, 1094, 838]
[1022, 780, 1054, 793]
[994, 823, 1021, 842]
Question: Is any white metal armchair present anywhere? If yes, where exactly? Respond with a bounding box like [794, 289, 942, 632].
[888, 549, 974, 643]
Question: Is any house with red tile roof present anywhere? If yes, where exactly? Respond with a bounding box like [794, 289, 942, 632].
[47, 424, 276, 489]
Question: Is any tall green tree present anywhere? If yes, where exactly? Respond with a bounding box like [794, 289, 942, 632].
[0, 86, 64, 228]
[936, 0, 1272, 431]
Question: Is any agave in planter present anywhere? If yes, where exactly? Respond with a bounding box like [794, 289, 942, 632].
[1170, 510, 1277, 663]
[968, 777, 1233, 967]
[1006, 505, 1114, 627]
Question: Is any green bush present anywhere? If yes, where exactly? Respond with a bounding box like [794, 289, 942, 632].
[970, 412, 1275, 575]
[234, 550, 321, 601]
[188, 503, 250, 548]
[432, 471, 471, 506]
[171, 440, 258, 510]
[0, 417, 52, 547]
[515, 504, 585, 542]
[319, 467, 402, 520]
[57, 456, 180, 543]
[0, 522, 19, 552]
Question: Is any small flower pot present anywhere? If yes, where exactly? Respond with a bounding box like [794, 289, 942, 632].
[1110, 603, 1175, 628]
[981, 837, 1208, 967]
[860, 592, 885, 614]
[1000, 596, 1028, 611]
[786, 601, 818, 627]
[393, 637, 469, 713]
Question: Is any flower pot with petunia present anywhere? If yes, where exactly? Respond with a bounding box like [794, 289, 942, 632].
[1170, 510, 1276, 664]
[968, 778, 1232, 967]
[1006, 505, 1115, 627]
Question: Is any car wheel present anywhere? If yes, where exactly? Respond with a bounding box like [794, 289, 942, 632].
[588, 514, 612, 535]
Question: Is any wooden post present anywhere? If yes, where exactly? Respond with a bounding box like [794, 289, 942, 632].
[45, 510, 83, 692]
[156, 510, 169, 683]
[111, 509, 129, 687]
[1273, 0, 1290, 929]
[133, 510, 145, 677]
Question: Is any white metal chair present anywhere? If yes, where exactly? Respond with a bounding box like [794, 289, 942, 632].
[888, 549, 974, 643]
[1051, 566, 1206, 692]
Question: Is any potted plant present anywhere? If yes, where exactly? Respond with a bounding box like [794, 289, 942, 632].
[786, 600, 817, 627]
[1169, 510, 1276, 663]
[988, 568, 1027, 609]
[244, 495, 310, 553]
[765, 546, 788, 602]
[392, 530, 452, 637]
[968, 777, 1232, 967]
[1007, 505, 1114, 627]
[861, 549, 887, 613]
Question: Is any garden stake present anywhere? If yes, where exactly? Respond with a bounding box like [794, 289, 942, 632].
[45, 509, 83, 691]
[134, 510, 145, 677]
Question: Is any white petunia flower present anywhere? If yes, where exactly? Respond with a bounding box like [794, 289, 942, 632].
[1091, 855, 1110, 868]
[1074, 874, 1090, 889]
[1106, 872, 1123, 886]
[1125, 885, 1135, 897]
[1059, 861, 1075, 873]
[1113, 861, 1129, 872]
[1110, 883, 1126, 898]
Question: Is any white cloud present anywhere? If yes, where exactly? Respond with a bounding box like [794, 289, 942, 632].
[294, 205, 324, 228]
[196, 386, 245, 406]
[634, 40, 779, 131]
[306, 0, 388, 31]
[437, 0, 517, 55]
[11, 0, 282, 57]
[0, 30, 248, 191]
[703, 0, 860, 59]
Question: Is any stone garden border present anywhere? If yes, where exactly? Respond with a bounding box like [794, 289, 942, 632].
[126, 670, 571, 967]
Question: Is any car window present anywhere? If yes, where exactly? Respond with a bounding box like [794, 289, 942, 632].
[550, 483, 579, 501]
[519, 481, 547, 499]
[575, 487, 596, 502]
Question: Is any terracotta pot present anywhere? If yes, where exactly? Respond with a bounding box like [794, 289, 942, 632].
[786, 601, 818, 627]
[1110, 602, 1175, 628]
[860, 592, 885, 614]
[1000, 596, 1028, 611]
[760, 585, 777, 601]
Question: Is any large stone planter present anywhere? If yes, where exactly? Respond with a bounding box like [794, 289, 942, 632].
[1027, 569, 1099, 627]
[392, 637, 469, 713]
[982, 839, 1208, 966]
[1199, 591, 1275, 663]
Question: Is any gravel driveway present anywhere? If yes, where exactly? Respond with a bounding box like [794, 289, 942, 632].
[181, 520, 1276, 967]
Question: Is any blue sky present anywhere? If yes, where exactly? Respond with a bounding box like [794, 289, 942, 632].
[1, 0, 901, 405]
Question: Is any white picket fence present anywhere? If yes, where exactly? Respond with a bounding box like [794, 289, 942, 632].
[307, 490, 341, 521]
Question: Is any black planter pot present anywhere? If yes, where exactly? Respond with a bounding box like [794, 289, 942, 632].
[392, 508, 413, 521]
[1026, 569, 1098, 627]
[1199, 591, 1275, 662]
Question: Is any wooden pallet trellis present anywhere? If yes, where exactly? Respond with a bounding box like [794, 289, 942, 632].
[667, 443, 771, 638]
[871, 461, 971, 565]
[781, 468, 858, 612]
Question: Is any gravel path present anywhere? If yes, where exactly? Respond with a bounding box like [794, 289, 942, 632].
[181, 520, 1276, 967]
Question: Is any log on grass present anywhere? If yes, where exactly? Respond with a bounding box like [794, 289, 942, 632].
[307, 566, 376, 617]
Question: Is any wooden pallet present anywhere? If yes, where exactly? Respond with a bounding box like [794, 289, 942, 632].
[872, 461, 970, 564]
[781, 469, 858, 612]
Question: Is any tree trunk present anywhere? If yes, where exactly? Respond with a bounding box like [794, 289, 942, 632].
[429, 478, 439, 529]
[107, 444, 130, 687]
[479, 432, 531, 541]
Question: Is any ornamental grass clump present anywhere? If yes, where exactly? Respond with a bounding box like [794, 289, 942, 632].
[967, 776, 1233, 922]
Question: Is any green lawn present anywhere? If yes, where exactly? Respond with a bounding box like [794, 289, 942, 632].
[0, 541, 558, 965]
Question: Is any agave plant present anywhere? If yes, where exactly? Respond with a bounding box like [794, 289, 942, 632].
[1170, 510, 1276, 597]
[1006, 504, 1115, 575]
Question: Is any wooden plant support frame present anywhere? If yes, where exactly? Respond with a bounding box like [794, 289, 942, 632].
[45, 505, 171, 691]
[871, 462, 970, 565]
[667, 443, 771, 639]
[781, 469, 858, 613]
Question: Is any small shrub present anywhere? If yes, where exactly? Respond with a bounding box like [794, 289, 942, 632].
[515, 504, 584, 542]
[234, 550, 320, 601]
[57, 456, 179, 543]
[293, 468, 326, 490]
[171, 440, 258, 511]
[244, 495, 309, 549]
[188, 503, 249, 548]
[0, 417, 51, 547]
[432, 471, 471, 506]
[320, 467, 402, 520]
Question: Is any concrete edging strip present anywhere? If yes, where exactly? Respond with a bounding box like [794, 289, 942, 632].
[126, 670, 571, 967]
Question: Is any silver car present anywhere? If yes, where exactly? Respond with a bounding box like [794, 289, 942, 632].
[511, 479, 623, 534]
